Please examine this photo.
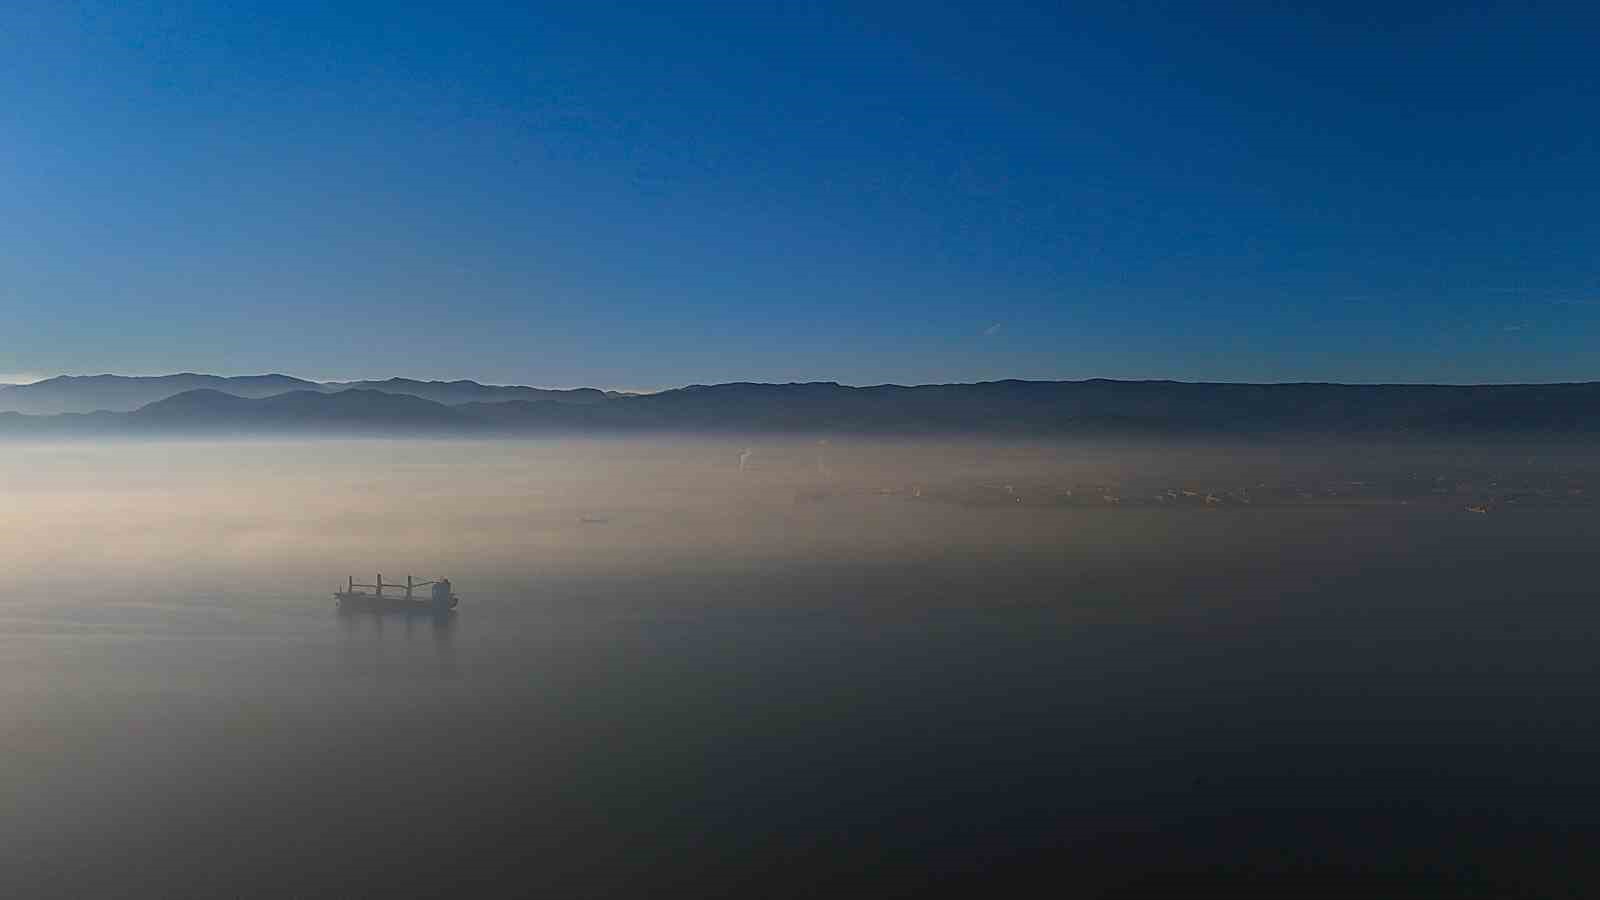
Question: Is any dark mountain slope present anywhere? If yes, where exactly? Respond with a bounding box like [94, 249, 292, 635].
[323, 378, 609, 407]
[130, 389, 475, 432]
[452, 380, 1600, 434]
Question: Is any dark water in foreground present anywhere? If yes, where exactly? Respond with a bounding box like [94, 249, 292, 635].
[3, 440, 1600, 897]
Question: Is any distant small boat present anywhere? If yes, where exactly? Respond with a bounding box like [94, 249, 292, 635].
[1465, 505, 1490, 514]
[336, 574, 458, 613]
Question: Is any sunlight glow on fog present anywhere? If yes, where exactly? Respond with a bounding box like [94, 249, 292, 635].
[0, 438, 1112, 599]
[1, 437, 1592, 607]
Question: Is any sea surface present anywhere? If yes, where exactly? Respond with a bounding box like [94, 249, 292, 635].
[1, 438, 1598, 897]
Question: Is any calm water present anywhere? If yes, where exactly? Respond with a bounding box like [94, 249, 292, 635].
[2, 439, 1598, 897]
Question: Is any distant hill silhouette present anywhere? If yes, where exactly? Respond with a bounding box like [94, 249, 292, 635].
[129, 389, 475, 432]
[465, 379, 1600, 434]
[321, 378, 609, 407]
[4, 376, 1600, 436]
[0, 373, 608, 415]
[460, 379, 1600, 435]
[0, 374, 319, 414]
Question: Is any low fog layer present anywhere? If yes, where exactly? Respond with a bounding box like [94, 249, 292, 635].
[3, 436, 1595, 616]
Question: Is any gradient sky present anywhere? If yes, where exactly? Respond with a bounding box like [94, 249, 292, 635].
[3, 2, 1596, 387]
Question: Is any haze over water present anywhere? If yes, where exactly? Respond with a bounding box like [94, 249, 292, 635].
[3, 438, 1599, 896]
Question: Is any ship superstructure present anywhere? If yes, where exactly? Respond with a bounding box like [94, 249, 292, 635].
[336, 574, 458, 614]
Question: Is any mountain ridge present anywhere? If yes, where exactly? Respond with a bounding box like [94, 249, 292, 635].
[0, 373, 611, 415]
[131, 388, 476, 429]
[4, 377, 1600, 436]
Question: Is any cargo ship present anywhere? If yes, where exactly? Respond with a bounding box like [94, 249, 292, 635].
[336, 574, 458, 614]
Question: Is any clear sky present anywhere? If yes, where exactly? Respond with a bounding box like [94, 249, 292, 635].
[2, 1, 1596, 387]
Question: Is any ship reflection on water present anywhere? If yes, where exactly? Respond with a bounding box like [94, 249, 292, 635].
[335, 606, 458, 678]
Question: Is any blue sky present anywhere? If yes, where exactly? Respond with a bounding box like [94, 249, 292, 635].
[2, 1, 1596, 387]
